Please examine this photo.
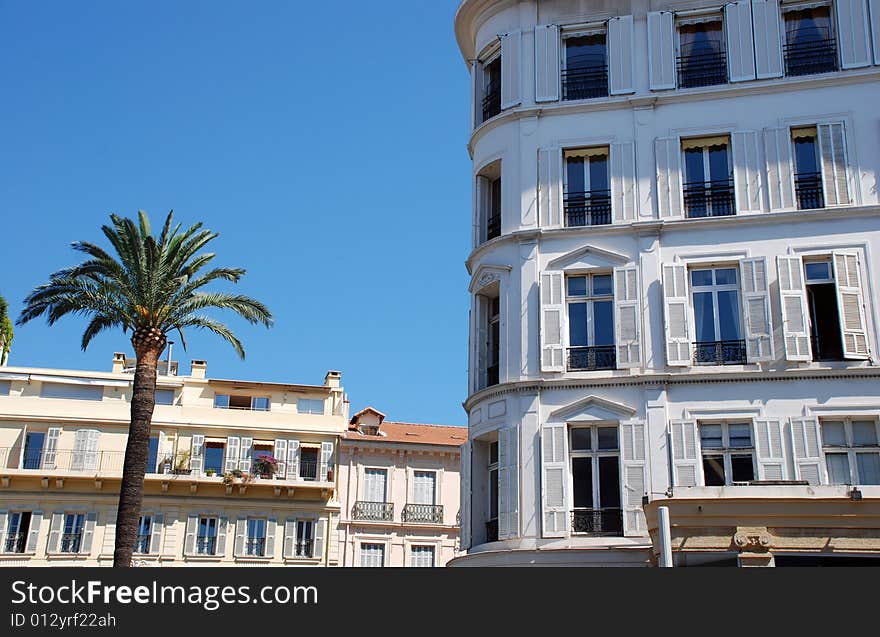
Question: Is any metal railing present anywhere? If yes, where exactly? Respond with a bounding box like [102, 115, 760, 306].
[482, 83, 501, 122]
[567, 346, 616, 371]
[294, 539, 314, 559]
[486, 214, 501, 241]
[196, 536, 217, 555]
[795, 172, 824, 210]
[683, 179, 736, 218]
[564, 190, 612, 227]
[402, 504, 444, 524]
[3, 448, 126, 474]
[245, 538, 265, 556]
[133, 534, 151, 554]
[59, 532, 82, 553]
[485, 518, 499, 542]
[677, 49, 727, 88]
[298, 460, 318, 482]
[3, 532, 26, 554]
[693, 339, 747, 365]
[571, 508, 623, 536]
[352, 501, 394, 522]
[561, 65, 608, 100]
[784, 34, 838, 76]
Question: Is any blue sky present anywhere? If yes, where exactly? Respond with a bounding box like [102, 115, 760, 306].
[0, 1, 471, 425]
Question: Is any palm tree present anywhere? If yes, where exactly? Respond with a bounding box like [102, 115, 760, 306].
[17, 211, 272, 567]
[0, 295, 12, 365]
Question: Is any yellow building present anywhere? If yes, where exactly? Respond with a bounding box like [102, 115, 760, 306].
[0, 354, 347, 566]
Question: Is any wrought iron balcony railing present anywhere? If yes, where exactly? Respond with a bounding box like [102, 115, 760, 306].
[245, 538, 266, 556]
[3, 532, 26, 554]
[567, 346, 616, 371]
[795, 172, 824, 210]
[571, 508, 623, 536]
[133, 534, 151, 554]
[677, 49, 727, 88]
[294, 539, 314, 559]
[352, 501, 394, 522]
[784, 35, 838, 77]
[59, 532, 82, 553]
[561, 65, 609, 100]
[9, 448, 126, 473]
[196, 536, 217, 555]
[486, 214, 501, 241]
[402, 504, 444, 524]
[683, 179, 736, 218]
[564, 190, 612, 227]
[297, 460, 318, 482]
[482, 83, 501, 123]
[485, 518, 499, 542]
[693, 339, 747, 365]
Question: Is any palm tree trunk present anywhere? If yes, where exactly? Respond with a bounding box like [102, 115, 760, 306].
[113, 346, 161, 567]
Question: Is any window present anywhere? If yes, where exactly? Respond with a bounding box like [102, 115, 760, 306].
[569, 425, 622, 535]
[22, 431, 45, 470]
[487, 440, 499, 541]
[563, 147, 611, 227]
[299, 447, 319, 481]
[204, 442, 225, 475]
[246, 518, 267, 557]
[360, 542, 385, 567]
[791, 127, 824, 210]
[783, 4, 837, 77]
[412, 471, 437, 505]
[0, 380, 10, 396]
[480, 54, 501, 123]
[566, 273, 615, 371]
[4, 512, 31, 553]
[134, 515, 152, 554]
[821, 419, 880, 485]
[487, 296, 500, 387]
[364, 468, 388, 502]
[681, 136, 734, 218]
[146, 436, 160, 473]
[154, 389, 175, 406]
[476, 161, 502, 245]
[214, 394, 270, 411]
[700, 422, 755, 485]
[60, 513, 85, 553]
[562, 30, 608, 100]
[690, 267, 746, 364]
[295, 520, 314, 558]
[476, 283, 501, 391]
[297, 398, 324, 415]
[676, 15, 726, 88]
[197, 517, 218, 555]
[804, 258, 843, 360]
[411, 545, 436, 568]
[40, 382, 102, 401]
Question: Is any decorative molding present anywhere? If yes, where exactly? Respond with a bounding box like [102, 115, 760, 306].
[547, 244, 630, 271]
[469, 264, 512, 294]
[548, 394, 638, 423]
[733, 527, 772, 553]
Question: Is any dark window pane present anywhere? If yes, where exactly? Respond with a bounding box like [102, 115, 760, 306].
[707, 145, 730, 182]
[489, 468, 499, 518]
[568, 302, 588, 347]
[204, 444, 225, 474]
[567, 276, 587, 297]
[793, 136, 819, 175]
[825, 453, 850, 484]
[703, 455, 726, 485]
[571, 428, 592, 451]
[804, 261, 831, 282]
[589, 155, 609, 191]
[728, 424, 752, 448]
[566, 157, 585, 194]
[23, 432, 45, 469]
[693, 292, 716, 342]
[730, 454, 755, 482]
[572, 457, 593, 508]
[684, 148, 706, 184]
[691, 269, 713, 287]
[593, 301, 615, 346]
[700, 424, 724, 449]
[147, 437, 159, 472]
[566, 35, 606, 70]
[852, 421, 878, 447]
[592, 275, 613, 296]
[597, 427, 618, 451]
[598, 456, 620, 508]
[856, 453, 880, 485]
[717, 290, 742, 341]
[489, 441, 499, 465]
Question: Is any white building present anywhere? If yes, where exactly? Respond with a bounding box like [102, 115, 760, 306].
[453, 0, 880, 566]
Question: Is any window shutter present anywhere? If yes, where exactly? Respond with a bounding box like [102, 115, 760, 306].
[776, 255, 813, 361]
[42, 428, 60, 470]
[71, 429, 88, 471]
[754, 419, 786, 480]
[225, 436, 240, 473]
[670, 420, 700, 487]
[648, 11, 676, 89]
[183, 514, 197, 556]
[608, 15, 635, 94]
[238, 437, 253, 473]
[538, 147, 563, 228]
[158, 431, 170, 473]
[614, 265, 642, 368]
[540, 270, 566, 372]
[85, 430, 100, 471]
[541, 422, 569, 538]
[500, 30, 522, 109]
[535, 25, 560, 102]
[26, 512, 42, 553]
[498, 425, 519, 540]
[460, 441, 471, 550]
[833, 252, 870, 359]
[283, 519, 296, 558]
[234, 518, 246, 557]
[817, 123, 851, 207]
[790, 417, 824, 485]
[81, 512, 97, 554]
[265, 518, 276, 559]
[732, 131, 763, 213]
[836, 0, 872, 68]
[752, 0, 784, 78]
[662, 263, 691, 366]
[726, 1, 757, 81]
[47, 512, 63, 553]
[740, 257, 774, 362]
[764, 127, 796, 211]
[150, 512, 164, 555]
[470, 60, 479, 129]
[319, 441, 334, 482]
[620, 419, 647, 535]
[102, 516, 116, 555]
[313, 517, 327, 562]
[190, 434, 205, 475]
[655, 137, 682, 218]
[872, 0, 880, 65]
[216, 517, 229, 556]
[274, 439, 287, 479]
[611, 141, 637, 222]
[287, 440, 300, 479]
[0, 511, 6, 553]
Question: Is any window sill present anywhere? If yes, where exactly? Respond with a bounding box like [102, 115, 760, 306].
[0, 552, 35, 559]
[283, 557, 322, 565]
[183, 554, 223, 562]
[46, 553, 90, 560]
[233, 556, 273, 563]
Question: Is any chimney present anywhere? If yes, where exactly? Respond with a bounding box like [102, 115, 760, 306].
[112, 352, 126, 374]
[190, 360, 207, 379]
[324, 370, 341, 388]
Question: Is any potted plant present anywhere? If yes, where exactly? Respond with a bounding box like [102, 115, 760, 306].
[205, 468, 216, 477]
[173, 451, 191, 475]
[253, 455, 278, 479]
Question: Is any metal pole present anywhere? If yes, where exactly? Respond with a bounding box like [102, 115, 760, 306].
[658, 506, 673, 567]
[166, 341, 174, 375]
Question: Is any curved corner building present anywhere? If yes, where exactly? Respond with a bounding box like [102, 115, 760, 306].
[452, 0, 880, 566]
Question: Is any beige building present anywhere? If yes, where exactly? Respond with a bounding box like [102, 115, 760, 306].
[0, 354, 347, 566]
[337, 407, 465, 567]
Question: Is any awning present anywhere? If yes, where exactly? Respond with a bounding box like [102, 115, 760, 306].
[30, 373, 130, 388]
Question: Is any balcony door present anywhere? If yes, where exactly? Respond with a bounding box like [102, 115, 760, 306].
[569, 425, 622, 536]
[413, 471, 436, 505]
[691, 267, 745, 364]
[364, 468, 387, 503]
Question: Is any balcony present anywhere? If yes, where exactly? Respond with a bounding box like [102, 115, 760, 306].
[784, 33, 837, 77]
[567, 346, 616, 371]
[683, 179, 735, 219]
[2, 448, 125, 474]
[693, 339, 747, 365]
[297, 460, 318, 482]
[244, 538, 266, 557]
[564, 190, 612, 227]
[677, 49, 727, 88]
[481, 82, 501, 123]
[402, 504, 444, 524]
[195, 536, 216, 555]
[561, 64, 608, 101]
[3, 532, 26, 554]
[59, 533, 82, 553]
[294, 539, 314, 559]
[571, 507, 623, 536]
[486, 214, 501, 241]
[352, 501, 394, 522]
[795, 172, 824, 210]
[133, 534, 151, 554]
[485, 518, 499, 542]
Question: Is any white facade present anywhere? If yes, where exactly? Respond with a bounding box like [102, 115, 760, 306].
[454, 0, 880, 566]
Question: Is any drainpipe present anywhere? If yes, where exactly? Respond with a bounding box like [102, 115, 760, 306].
[658, 506, 673, 568]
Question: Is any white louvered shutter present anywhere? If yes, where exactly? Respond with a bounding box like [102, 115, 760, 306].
[215, 517, 229, 557]
[81, 512, 97, 554]
[776, 255, 813, 361]
[872, 0, 880, 65]
[150, 512, 164, 555]
[319, 441, 334, 482]
[190, 434, 204, 475]
[470, 60, 479, 129]
[183, 514, 198, 555]
[238, 437, 253, 473]
[726, 1, 757, 81]
[833, 252, 870, 359]
[85, 430, 99, 471]
[817, 123, 851, 207]
[460, 441, 471, 550]
[47, 512, 63, 553]
[158, 431, 170, 473]
[670, 420, 700, 487]
[608, 15, 635, 94]
[836, 0, 872, 68]
[620, 419, 647, 535]
[648, 12, 676, 89]
[287, 440, 300, 479]
[663, 263, 691, 366]
[611, 141, 637, 222]
[42, 427, 60, 470]
[265, 518, 276, 559]
[655, 137, 683, 218]
[500, 30, 522, 109]
[538, 147, 563, 228]
[313, 518, 327, 562]
[754, 419, 786, 480]
[535, 25, 560, 102]
[752, 0, 784, 78]
[0, 512, 7, 553]
[732, 131, 763, 213]
[71, 429, 88, 471]
[790, 417, 825, 485]
[498, 425, 519, 540]
[283, 519, 296, 558]
[224, 436, 240, 472]
[764, 127, 796, 211]
[274, 439, 287, 479]
[740, 257, 774, 362]
[541, 422, 569, 538]
[614, 265, 642, 368]
[540, 271, 566, 372]
[26, 512, 42, 553]
[234, 518, 246, 557]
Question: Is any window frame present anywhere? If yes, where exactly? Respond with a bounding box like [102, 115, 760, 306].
[560, 24, 609, 101]
[245, 517, 267, 557]
[674, 11, 728, 88]
[568, 424, 621, 520]
[297, 398, 324, 415]
[410, 544, 437, 568]
[294, 519, 315, 559]
[359, 541, 387, 567]
[820, 417, 880, 485]
[60, 512, 86, 554]
[196, 516, 219, 556]
[133, 514, 153, 555]
[477, 42, 502, 125]
[362, 466, 389, 503]
[689, 264, 743, 345]
[4, 511, 31, 554]
[781, 1, 839, 77]
[698, 420, 757, 486]
[487, 440, 499, 523]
